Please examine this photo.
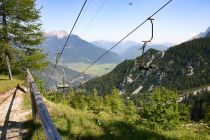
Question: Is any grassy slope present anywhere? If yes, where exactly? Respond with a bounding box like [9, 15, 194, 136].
[52, 105, 210, 140]
[23, 94, 210, 140]
[0, 75, 24, 93]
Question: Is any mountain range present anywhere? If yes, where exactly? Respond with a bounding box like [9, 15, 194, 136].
[40, 25, 210, 65]
[39, 31, 123, 64]
[92, 40, 171, 59]
[84, 36, 210, 95]
[40, 31, 173, 65]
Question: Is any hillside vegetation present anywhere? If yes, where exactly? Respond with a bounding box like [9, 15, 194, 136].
[23, 88, 210, 140]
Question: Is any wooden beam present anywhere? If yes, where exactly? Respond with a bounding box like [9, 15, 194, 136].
[27, 69, 61, 140]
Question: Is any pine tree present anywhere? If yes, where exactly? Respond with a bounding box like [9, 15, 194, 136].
[0, 0, 47, 78]
[125, 100, 137, 121]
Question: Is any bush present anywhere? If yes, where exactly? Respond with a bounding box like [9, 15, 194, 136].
[43, 88, 138, 120]
[140, 87, 180, 130]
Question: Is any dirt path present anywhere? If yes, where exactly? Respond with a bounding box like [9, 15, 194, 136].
[0, 88, 31, 140]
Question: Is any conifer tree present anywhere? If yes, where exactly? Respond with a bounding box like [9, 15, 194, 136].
[109, 89, 125, 113]
[89, 88, 100, 110]
[0, 0, 47, 78]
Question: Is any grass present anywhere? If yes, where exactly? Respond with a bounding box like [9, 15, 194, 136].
[22, 92, 44, 140]
[160, 124, 210, 140]
[65, 63, 117, 76]
[0, 75, 24, 94]
[22, 95, 210, 140]
[22, 92, 32, 111]
[19, 82, 210, 140]
[52, 105, 210, 140]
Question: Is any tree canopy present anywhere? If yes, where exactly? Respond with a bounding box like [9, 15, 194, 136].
[0, 0, 47, 75]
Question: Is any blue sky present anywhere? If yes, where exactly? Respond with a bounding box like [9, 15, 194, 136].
[36, 0, 210, 44]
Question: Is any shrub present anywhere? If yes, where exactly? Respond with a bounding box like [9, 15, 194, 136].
[140, 87, 180, 130]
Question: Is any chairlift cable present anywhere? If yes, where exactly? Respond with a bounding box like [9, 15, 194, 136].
[45, 0, 88, 86]
[81, 0, 107, 36]
[71, 0, 173, 83]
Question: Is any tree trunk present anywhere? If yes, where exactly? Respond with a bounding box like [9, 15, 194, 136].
[6, 54, 12, 80]
[3, 7, 12, 80]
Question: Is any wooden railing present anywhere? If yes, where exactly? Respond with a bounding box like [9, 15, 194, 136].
[27, 69, 61, 140]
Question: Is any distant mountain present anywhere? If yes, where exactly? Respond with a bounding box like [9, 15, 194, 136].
[91, 40, 115, 50]
[39, 31, 123, 64]
[120, 44, 170, 60]
[85, 38, 210, 95]
[92, 40, 171, 60]
[197, 26, 210, 38]
[36, 62, 95, 89]
[92, 40, 139, 55]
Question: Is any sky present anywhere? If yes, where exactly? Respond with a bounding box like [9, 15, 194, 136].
[36, 0, 210, 44]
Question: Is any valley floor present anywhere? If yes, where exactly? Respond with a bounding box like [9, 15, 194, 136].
[66, 63, 117, 76]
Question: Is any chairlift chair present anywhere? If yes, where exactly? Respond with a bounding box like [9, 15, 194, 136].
[135, 18, 157, 71]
